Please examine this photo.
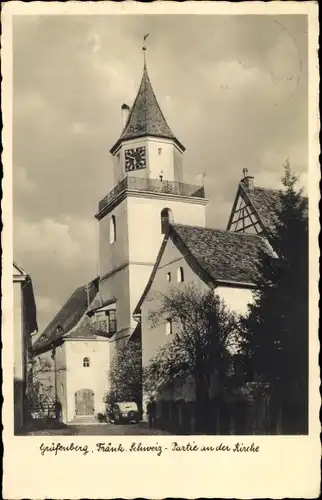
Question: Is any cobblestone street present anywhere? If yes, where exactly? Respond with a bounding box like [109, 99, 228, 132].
[73, 422, 171, 435]
[23, 422, 171, 436]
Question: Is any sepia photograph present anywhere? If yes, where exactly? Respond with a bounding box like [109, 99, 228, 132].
[2, 2, 320, 499]
[11, 12, 312, 439]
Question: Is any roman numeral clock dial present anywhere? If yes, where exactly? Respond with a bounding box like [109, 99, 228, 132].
[124, 146, 147, 172]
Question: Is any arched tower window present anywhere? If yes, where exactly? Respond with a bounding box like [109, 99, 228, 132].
[83, 357, 90, 368]
[110, 215, 116, 244]
[161, 208, 173, 234]
[177, 266, 184, 283]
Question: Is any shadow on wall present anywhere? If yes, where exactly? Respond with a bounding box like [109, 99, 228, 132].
[153, 396, 287, 435]
[14, 378, 24, 433]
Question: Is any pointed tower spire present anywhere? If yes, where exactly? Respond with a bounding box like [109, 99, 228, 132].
[110, 43, 184, 154]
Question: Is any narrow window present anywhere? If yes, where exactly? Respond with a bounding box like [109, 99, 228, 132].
[95, 310, 107, 332]
[165, 319, 173, 336]
[158, 148, 162, 155]
[161, 208, 174, 234]
[166, 272, 171, 282]
[83, 357, 90, 368]
[108, 309, 117, 333]
[110, 215, 116, 244]
[177, 266, 184, 283]
[60, 383, 64, 395]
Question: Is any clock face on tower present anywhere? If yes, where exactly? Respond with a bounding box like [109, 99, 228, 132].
[124, 146, 146, 172]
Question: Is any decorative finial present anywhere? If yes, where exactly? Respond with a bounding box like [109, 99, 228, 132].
[142, 33, 150, 65]
[242, 168, 248, 178]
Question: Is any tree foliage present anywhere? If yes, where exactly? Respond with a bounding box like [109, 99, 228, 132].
[243, 161, 308, 433]
[143, 284, 240, 430]
[27, 356, 56, 407]
[105, 339, 142, 409]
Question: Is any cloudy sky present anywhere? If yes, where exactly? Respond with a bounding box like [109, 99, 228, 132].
[13, 14, 308, 332]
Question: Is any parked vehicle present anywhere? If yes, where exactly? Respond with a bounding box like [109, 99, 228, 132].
[108, 402, 140, 424]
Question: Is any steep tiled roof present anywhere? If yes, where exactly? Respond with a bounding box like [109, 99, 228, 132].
[134, 224, 274, 315]
[228, 180, 308, 235]
[33, 278, 99, 352]
[110, 63, 184, 153]
[242, 185, 281, 231]
[172, 224, 274, 284]
[86, 295, 116, 316]
[64, 315, 99, 340]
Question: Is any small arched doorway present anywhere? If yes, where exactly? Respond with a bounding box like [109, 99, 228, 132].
[75, 389, 95, 416]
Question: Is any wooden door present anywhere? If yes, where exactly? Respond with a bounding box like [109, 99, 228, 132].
[75, 389, 94, 416]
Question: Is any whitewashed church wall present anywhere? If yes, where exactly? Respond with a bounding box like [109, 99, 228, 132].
[65, 339, 110, 422]
[215, 286, 253, 316]
[129, 264, 156, 330]
[99, 266, 131, 335]
[127, 196, 206, 264]
[146, 137, 177, 181]
[98, 199, 129, 279]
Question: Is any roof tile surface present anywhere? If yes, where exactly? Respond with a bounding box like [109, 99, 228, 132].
[243, 186, 281, 231]
[172, 224, 273, 284]
[111, 64, 183, 151]
[33, 278, 99, 351]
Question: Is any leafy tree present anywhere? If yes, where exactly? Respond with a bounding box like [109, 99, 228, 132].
[105, 339, 142, 412]
[143, 284, 240, 432]
[26, 355, 66, 423]
[243, 161, 308, 434]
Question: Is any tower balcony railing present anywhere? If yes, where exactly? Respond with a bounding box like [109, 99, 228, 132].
[98, 176, 205, 213]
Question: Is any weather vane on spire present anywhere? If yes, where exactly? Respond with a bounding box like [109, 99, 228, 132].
[142, 33, 150, 66]
[142, 33, 150, 52]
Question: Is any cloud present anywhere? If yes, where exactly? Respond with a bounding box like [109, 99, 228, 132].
[83, 32, 101, 54]
[14, 217, 80, 261]
[14, 165, 37, 194]
[14, 216, 97, 330]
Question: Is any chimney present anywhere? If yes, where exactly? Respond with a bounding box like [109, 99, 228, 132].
[241, 168, 254, 190]
[243, 176, 254, 190]
[121, 103, 130, 130]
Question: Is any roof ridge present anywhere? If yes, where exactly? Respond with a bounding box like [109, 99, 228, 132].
[252, 186, 280, 193]
[253, 184, 308, 200]
[172, 223, 263, 238]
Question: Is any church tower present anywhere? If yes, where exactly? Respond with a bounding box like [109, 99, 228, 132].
[95, 50, 208, 346]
